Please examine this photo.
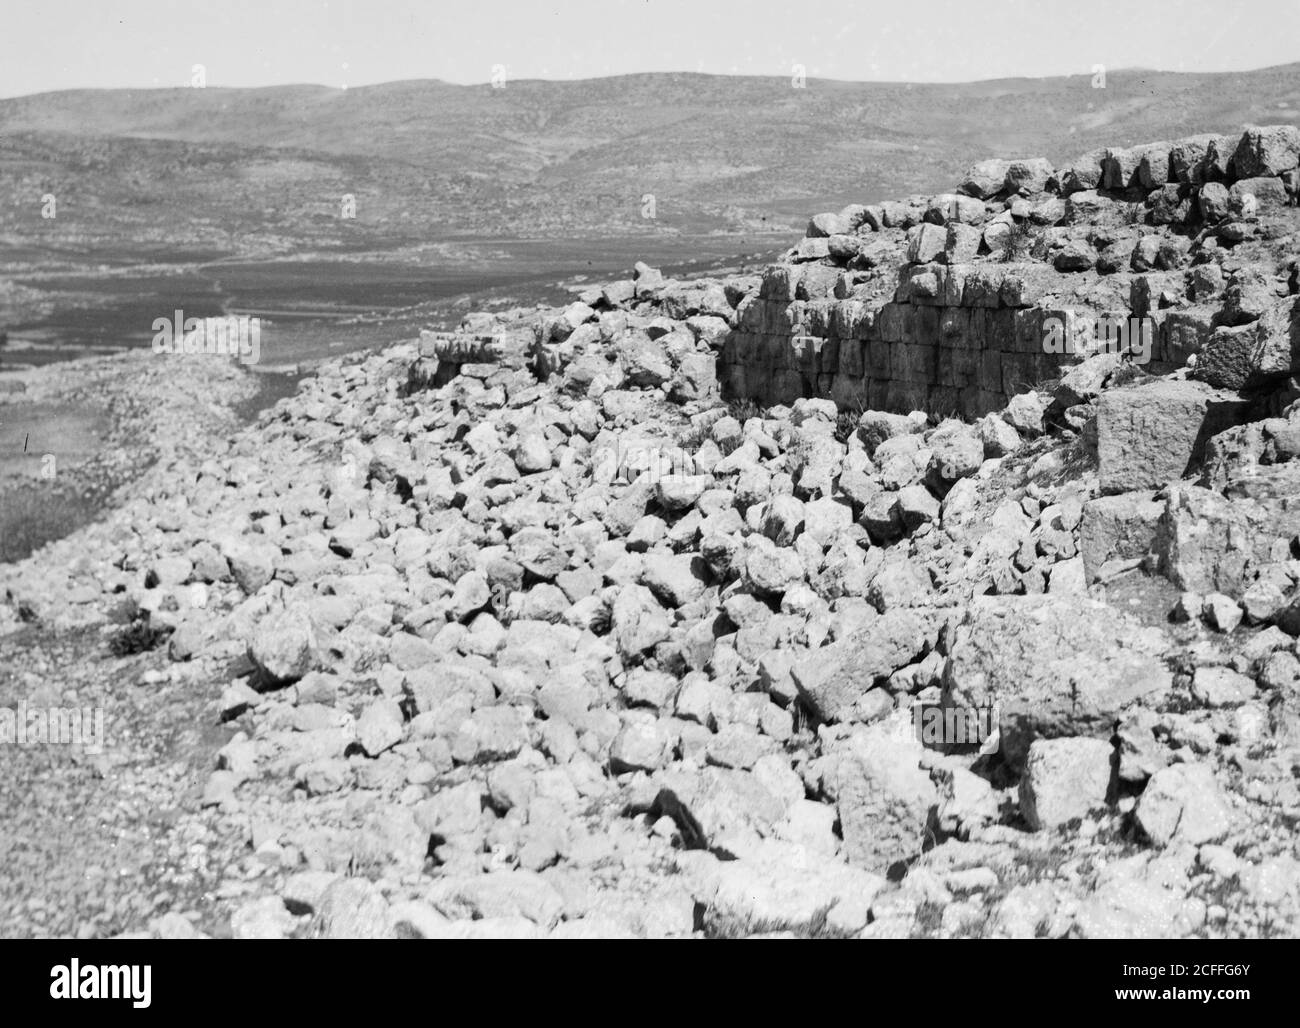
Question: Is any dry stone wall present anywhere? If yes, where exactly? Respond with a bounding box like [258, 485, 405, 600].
[721, 124, 1300, 417]
[725, 260, 1085, 417]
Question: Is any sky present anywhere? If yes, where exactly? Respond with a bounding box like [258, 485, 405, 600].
[1, 0, 1296, 98]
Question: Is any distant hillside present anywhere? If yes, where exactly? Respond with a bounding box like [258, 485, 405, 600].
[1, 66, 1298, 261]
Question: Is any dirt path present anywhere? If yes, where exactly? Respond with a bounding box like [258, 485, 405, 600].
[0, 352, 302, 938]
[0, 356, 296, 563]
[0, 624, 242, 938]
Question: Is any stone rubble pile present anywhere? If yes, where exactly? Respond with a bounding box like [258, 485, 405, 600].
[3, 125, 1300, 939]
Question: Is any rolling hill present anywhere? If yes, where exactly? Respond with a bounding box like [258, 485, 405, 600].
[0, 65, 1298, 263]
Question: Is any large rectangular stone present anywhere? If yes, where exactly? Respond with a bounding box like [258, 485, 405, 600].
[838, 337, 866, 377]
[1232, 125, 1300, 178]
[804, 300, 835, 338]
[961, 266, 1005, 307]
[978, 349, 1004, 392]
[1102, 145, 1144, 190]
[942, 596, 1174, 772]
[797, 265, 842, 300]
[735, 296, 764, 332]
[910, 305, 941, 347]
[831, 299, 870, 339]
[927, 384, 960, 414]
[866, 379, 890, 410]
[1096, 380, 1249, 495]
[877, 303, 909, 344]
[1194, 301, 1298, 391]
[1137, 143, 1173, 190]
[897, 265, 941, 305]
[890, 341, 938, 381]
[1001, 353, 1044, 397]
[1080, 494, 1165, 581]
[1155, 465, 1300, 596]
[760, 265, 802, 302]
[1000, 264, 1055, 308]
[937, 307, 970, 346]
[1159, 307, 1215, 365]
[1169, 133, 1230, 184]
[885, 379, 928, 412]
[1013, 308, 1048, 354]
[867, 339, 891, 378]
[941, 265, 973, 306]
[985, 308, 1016, 352]
[977, 388, 1006, 413]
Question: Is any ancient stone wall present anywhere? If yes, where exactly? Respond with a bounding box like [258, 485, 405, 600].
[723, 261, 1092, 417]
[720, 124, 1300, 417]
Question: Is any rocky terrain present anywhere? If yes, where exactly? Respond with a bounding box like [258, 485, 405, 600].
[3, 123, 1300, 939]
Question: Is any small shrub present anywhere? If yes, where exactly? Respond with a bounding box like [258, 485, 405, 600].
[1000, 221, 1044, 262]
[725, 397, 764, 424]
[676, 424, 710, 453]
[108, 613, 172, 657]
[589, 599, 612, 635]
[833, 397, 869, 444]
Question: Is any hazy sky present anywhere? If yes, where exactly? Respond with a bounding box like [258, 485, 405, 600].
[2, 0, 1296, 97]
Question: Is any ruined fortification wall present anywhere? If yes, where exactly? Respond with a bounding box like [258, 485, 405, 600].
[721, 124, 1300, 417]
[724, 261, 1086, 417]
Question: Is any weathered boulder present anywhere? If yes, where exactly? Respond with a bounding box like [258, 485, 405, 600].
[1169, 133, 1233, 184]
[698, 838, 885, 936]
[650, 766, 790, 851]
[1059, 149, 1106, 194]
[1135, 762, 1235, 847]
[1079, 493, 1163, 581]
[1004, 158, 1054, 195]
[1195, 299, 1298, 391]
[957, 158, 1011, 199]
[250, 604, 323, 685]
[1096, 380, 1248, 494]
[1232, 124, 1300, 179]
[790, 610, 930, 721]
[1054, 353, 1119, 408]
[819, 725, 938, 875]
[941, 596, 1174, 769]
[906, 223, 947, 264]
[806, 212, 850, 238]
[1155, 464, 1300, 597]
[857, 409, 925, 455]
[1019, 737, 1115, 830]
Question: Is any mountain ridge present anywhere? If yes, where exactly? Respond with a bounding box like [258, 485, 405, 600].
[2, 65, 1297, 258]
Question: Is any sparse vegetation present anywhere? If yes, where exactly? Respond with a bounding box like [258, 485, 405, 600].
[725, 397, 764, 424]
[1001, 220, 1045, 262]
[108, 612, 172, 657]
[704, 902, 858, 940]
[0, 481, 106, 564]
[834, 397, 869, 443]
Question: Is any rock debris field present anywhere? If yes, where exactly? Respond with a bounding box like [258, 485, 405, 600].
[3, 124, 1300, 939]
